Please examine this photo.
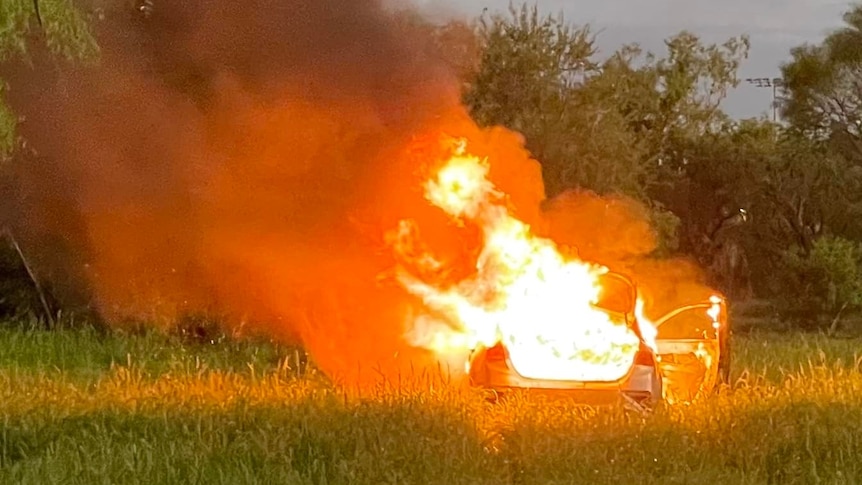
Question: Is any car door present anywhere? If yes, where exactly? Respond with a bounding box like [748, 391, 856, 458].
[652, 296, 728, 404]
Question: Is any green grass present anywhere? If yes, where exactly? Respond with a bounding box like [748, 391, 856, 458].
[1, 321, 861, 484]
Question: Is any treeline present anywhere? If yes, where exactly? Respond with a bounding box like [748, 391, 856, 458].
[2, 2, 862, 332]
[435, 5, 862, 332]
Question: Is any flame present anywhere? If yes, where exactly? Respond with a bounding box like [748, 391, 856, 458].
[388, 138, 653, 382]
[708, 295, 722, 331]
[634, 298, 658, 353]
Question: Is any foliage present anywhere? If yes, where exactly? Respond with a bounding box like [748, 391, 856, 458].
[463, 3, 756, 299]
[466, 4, 597, 131]
[777, 8, 862, 329]
[459, 3, 862, 323]
[464, 4, 749, 205]
[0, 88, 15, 163]
[780, 5, 862, 163]
[600, 33, 749, 172]
[0, 0, 97, 157]
[663, 122, 817, 295]
[464, 4, 615, 198]
[781, 235, 862, 331]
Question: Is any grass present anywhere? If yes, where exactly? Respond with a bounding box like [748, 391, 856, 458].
[0, 321, 861, 484]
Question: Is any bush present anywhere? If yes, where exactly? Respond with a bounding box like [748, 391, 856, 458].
[779, 235, 862, 332]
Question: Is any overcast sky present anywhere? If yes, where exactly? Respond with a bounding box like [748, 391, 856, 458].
[416, 0, 852, 119]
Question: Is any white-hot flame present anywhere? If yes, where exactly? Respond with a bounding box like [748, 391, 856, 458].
[390, 139, 653, 382]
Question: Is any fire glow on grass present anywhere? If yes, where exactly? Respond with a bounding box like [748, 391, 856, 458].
[388, 138, 655, 382]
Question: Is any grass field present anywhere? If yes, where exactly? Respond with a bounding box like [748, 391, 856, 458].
[0, 320, 861, 484]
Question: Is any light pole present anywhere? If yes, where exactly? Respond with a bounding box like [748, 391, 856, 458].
[744, 77, 784, 122]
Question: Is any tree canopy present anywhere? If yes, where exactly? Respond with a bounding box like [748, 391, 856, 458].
[453, 3, 862, 329]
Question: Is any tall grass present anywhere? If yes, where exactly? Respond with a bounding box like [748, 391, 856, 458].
[1, 323, 860, 484]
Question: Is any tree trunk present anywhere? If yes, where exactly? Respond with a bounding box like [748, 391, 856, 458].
[32, 0, 43, 27]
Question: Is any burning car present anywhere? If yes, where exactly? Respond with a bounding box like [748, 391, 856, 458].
[466, 271, 728, 406]
[389, 138, 728, 407]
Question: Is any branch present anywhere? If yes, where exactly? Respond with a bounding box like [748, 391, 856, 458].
[828, 301, 849, 336]
[33, 0, 43, 28]
[2, 230, 55, 327]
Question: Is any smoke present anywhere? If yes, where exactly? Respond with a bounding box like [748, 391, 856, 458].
[542, 190, 716, 318]
[5, 0, 509, 386]
[4, 0, 714, 388]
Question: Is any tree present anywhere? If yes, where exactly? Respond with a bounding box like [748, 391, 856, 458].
[465, 4, 597, 133]
[429, 19, 482, 92]
[597, 33, 749, 172]
[657, 120, 766, 300]
[0, 0, 97, 158]
[464, 4, 640, 199]
[463, 4, 751, 263]
[782, 235, 862, 333]
[0, 0, 97, 323]
[584, 35, 749, 257]
[662, 112, 862, 306]
[464, 4, 749, 202]
[780, 5, 862, 164]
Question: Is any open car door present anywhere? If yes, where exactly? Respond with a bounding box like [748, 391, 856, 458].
[652, 296, 728, 404]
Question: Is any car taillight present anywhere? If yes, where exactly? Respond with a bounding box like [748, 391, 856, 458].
[485, 344, 506, 362]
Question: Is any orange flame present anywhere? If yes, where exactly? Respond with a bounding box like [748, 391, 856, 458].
[388, 138, 654, 382]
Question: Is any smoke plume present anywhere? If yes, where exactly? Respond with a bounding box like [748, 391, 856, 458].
[4, 0, 714, 387]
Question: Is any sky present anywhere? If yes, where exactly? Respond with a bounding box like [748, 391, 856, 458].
[416, 0, 853, 119]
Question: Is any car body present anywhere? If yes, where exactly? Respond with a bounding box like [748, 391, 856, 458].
[466, 271, 728, 406]
[651, 294, 729, 404]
